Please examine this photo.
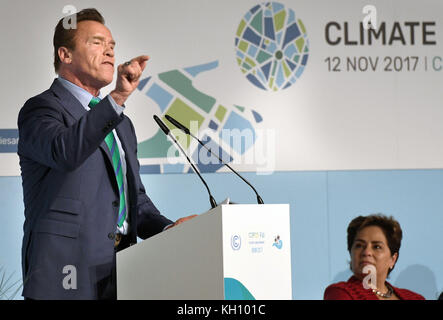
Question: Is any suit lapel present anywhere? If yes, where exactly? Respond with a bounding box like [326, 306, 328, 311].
[49, 78, 114, 169]
[99, 140, 113, 167]
[115, 121, 132, 181]
[116, 124, 138, 242]
[115, 121, 137, 207]
[50, 79, 87, 121]
[115, 123, 129, 161]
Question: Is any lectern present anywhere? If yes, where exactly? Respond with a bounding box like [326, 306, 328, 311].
[116, 204, 291, 299]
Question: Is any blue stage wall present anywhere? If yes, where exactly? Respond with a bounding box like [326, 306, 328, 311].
[2, 169, 442, 300]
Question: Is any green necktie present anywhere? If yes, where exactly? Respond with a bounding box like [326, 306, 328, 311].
[89, 97, 127, 228]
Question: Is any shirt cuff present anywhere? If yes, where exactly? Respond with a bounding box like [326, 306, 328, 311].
[106, 94, 125, 116]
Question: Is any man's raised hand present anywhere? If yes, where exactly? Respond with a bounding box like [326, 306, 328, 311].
[110, 55, 149, 106]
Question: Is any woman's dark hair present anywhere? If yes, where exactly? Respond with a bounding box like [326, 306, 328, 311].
[53, 8, 105, 72]
[347, 214, 402, 274]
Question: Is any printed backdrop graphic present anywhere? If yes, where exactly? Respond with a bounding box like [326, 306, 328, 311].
[134, 60, 264, 174]
[1, 0, 443, 176]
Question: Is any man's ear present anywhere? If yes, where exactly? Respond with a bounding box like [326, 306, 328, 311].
[58, 47, 72, 64]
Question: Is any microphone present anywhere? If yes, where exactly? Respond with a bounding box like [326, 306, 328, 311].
[153, 115, 217, 209]
[164, 114, 264, 205]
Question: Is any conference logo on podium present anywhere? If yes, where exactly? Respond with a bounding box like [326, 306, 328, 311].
[235, 2, 309, 91]
[272, 235, 283, 249]
[231, 234, 242, 251]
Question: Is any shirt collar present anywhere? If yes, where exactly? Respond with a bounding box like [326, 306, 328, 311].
[58, 76, 102, 110]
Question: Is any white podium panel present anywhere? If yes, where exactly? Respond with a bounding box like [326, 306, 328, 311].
[221, 204, 291, 299]
[116, 204, 291, 300]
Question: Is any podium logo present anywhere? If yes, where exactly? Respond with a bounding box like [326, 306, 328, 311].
[272, 235, 283, 249]
[231, 235, 242, 251]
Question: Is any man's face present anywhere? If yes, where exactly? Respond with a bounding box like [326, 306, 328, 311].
[68, 20, 115, 89]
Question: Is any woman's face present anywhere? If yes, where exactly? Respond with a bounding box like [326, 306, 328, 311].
[350, 225, 398, 281]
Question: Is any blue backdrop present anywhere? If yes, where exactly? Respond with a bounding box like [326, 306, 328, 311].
[1, 169, 442, 299]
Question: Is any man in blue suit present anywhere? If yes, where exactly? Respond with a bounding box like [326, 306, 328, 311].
[17, 8, 195, 300]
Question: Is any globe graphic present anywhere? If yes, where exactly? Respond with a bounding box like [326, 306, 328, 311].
[235, 2, 309, 91]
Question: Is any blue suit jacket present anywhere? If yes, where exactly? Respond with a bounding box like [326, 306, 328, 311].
[17, 79, 172, 299]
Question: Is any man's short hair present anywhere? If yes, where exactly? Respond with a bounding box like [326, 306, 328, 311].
[53, 8, 105, 73]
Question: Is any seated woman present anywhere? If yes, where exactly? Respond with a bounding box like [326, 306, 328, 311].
[324, 214, 425, 300]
